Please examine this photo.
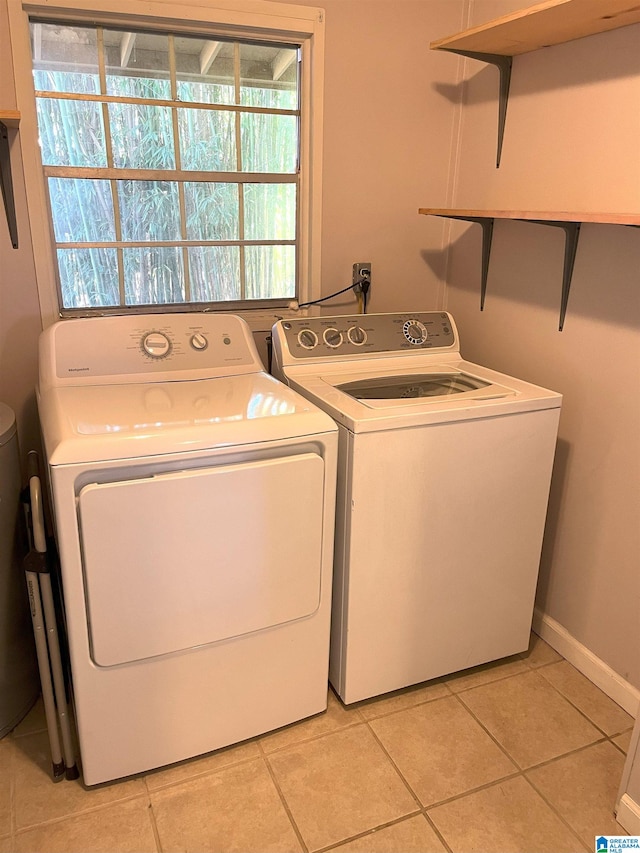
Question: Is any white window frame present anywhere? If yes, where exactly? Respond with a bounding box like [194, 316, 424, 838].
[7, 0, 324, 331]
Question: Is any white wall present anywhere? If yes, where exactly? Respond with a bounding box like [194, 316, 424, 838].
[440, 1, 640, 689]
[273, 0, 466, 315]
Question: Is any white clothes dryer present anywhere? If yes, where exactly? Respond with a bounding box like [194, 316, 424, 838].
[38, 313, 337, 785]
[271, 311, 562, 704]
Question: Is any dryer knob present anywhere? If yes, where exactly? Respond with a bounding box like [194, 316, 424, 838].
[142, 331, 171, 358]
[190, 333, 208, 351]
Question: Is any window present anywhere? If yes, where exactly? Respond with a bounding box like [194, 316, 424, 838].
[9, 0, 324, 327]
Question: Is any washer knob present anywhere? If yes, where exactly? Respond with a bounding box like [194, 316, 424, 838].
[403, 320, 428, 345]
[190, 333, 208, 351]
[323, 328, 343, 348]
[348, 326, 367, 346]
[142, 331, 171, 358]
[298, 329, 318, 350]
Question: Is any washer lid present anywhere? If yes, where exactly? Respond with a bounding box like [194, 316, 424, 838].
[337, 372, 492, 400]
[38, 371, 336, 465]
[284, 360, 561, 433]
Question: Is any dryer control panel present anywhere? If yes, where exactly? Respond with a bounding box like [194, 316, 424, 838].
[275, 312, 458, 361]
[39, 313, 262, 390]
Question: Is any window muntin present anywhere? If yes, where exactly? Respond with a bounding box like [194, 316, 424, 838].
[30, 20, 300, 313]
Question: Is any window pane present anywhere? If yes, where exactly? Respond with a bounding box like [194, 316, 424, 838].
[58, 248, 119, 308]
[244, 184, 295, 240]
[178, 108, 236, 171]
[184, 182, 238, 241]
[37, 98, 106, 167]
[241, 113, 297, 173]
[175, 36, 234, 105]
[29, 20, 307, 313]
[105, 30, 171, 100]
[188, 247, 240, 302]
[49, 178, 115, 242]
[123, 247, 185, 304]
[31, 23, 99, 94]
[109, 103, 175, 169]
[240, 43, 297, 110]
[245, 245, 295, 299]
[118, 181, 181, 242]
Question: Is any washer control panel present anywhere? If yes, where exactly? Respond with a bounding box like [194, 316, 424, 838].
[276, 312, 456, 360]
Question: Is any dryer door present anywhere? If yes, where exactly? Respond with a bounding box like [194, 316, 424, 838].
[77, 453, 325, 666]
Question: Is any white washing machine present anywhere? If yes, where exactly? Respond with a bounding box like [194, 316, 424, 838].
[37, 313, 337, 785]
[271, 311, 562, 704]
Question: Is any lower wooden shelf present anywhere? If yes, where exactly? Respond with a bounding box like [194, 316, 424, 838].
[419, 208, 640, 330]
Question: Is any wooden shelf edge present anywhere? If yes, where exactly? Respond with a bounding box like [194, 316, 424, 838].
[418, 208, 640, 226]
[0, 110, 21, 128]
[430, 0, 640, 58]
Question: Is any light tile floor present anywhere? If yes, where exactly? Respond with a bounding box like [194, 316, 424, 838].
[0, 634, 634, 853]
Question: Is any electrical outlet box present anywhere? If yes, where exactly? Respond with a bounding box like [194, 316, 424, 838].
[353, 263, 371, 289]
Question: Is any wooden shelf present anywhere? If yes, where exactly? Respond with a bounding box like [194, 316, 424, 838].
[419, 209, 640, 226]
[430, 0, 640, 57]
[430, 1, 640, 166]
[0, 110, 20, 128]
[1, 110, 21, 248]
[419, 208, 640, 330]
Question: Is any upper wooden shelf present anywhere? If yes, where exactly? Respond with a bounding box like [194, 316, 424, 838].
[430, 0, 640, 57]
[0, 110, 20, 128]
[419, 209, 640, 226]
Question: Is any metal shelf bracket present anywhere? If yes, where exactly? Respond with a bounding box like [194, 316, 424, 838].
[443, 215, 495, 311]
[0, 120, 18, 249]
[441, 50, 512, 168]
[529, 220, 581, 331]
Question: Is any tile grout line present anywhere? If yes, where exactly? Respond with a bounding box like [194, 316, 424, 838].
[423, 770, 523, 813]
[523, 771, 598, 852]
[610, 733, 633, 756]
[523, 738, 632, 844]
[260, 718, 364, 758]
[363, 720, 455, 853]
[310, 812, 447, 853]
[146, 799, 164, 853]
[11, 790, 152, 836]
[452, 667, 610, 767]
[448, 689, 524, 772]
[534, 665, 633, 740]
[142, 773, 163, 853]
[259, 745, 309, 853]
[142, 750, 260, 794]
[448, 679, 622, 851]
[444, 658, 531, 694]
[363, 720, 423, 812]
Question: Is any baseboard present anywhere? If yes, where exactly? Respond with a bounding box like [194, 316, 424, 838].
[616, 793, 640, 836]
[533, 608, 640, 718]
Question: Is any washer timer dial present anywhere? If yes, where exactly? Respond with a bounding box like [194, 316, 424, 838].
[323, 328, 343, 348]
[142, 331, 172, 358]
[347, 325, 367, 346]
[297, 329, 319, 350]
[403, 319, 428, 345]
